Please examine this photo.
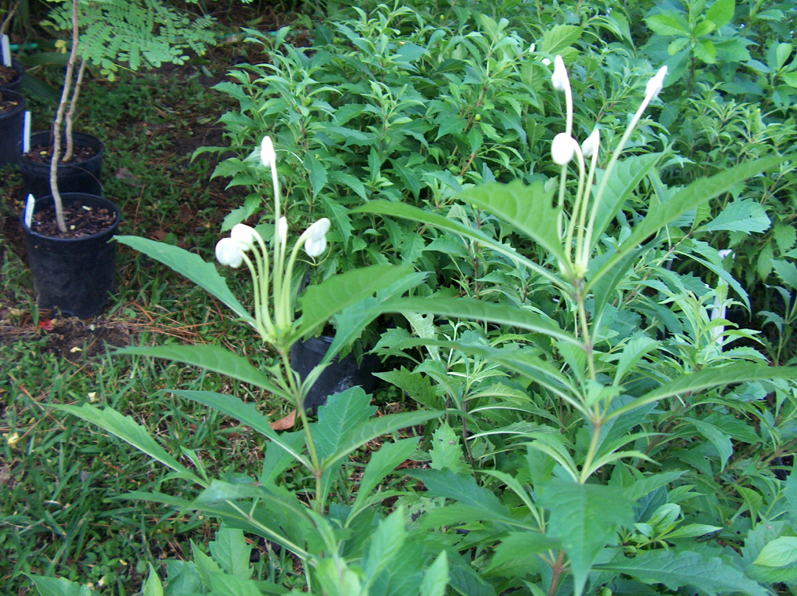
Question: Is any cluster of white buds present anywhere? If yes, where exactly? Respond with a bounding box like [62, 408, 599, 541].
[214, 136, 332, 340]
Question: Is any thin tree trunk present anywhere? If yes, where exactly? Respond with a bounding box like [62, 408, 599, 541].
[63, 58, 86, 163]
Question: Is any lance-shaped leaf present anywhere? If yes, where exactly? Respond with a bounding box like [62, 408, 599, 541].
[382, 296, 583, 347]
[608, 362, 797, 420]
[115, 344, 292, 402]
[292, 264, 413, 341]
[351, 201, 567, 289]
[52, 404, 199, 482]
[586, 156, 785, 292]
[597, 550, 768, 596]
[171, 390, 311, 469]
[117, 236, 253, 323]
[538, 478, 634, 596]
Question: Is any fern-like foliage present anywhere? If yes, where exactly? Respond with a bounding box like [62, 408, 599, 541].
[44, 0, 216, 79]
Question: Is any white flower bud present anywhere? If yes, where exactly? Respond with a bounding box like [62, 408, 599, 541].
[581, 128, 601, 159]
[230, 224, 256, 250]
[644, 66, 668, 102]
[303, 218, 331, 257]
[551, 56, 569, 92]
[215, 237, 245, 268]
[551, 132, 579, 165]
[278, 216, 288, 245]
[260, 136, 276, 169]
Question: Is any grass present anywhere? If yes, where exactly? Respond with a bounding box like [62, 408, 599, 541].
[0, 20, 303, 593]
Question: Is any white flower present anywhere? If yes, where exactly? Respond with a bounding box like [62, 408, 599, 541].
[231, 224, 257, 250]
[260, 136, 276, 169]
[542, 58, 551, 66]
[216, 237, 245, 268]
[581, 128, 601, 159]
[278, 216, 288, 245]
[528, 43, 535, 54]
[551, 132, 579, 165]
[551, 56, 569, 92]
[644, 66, 668, 102]
[303, 218, 331, 257]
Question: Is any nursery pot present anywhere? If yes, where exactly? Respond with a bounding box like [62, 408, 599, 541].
[21, 131, 104, 199]
[21, 193, 121, 318]
[0, 58, 25, 92]
[0, 88, 25, 166]
[291, 335, 381, 413]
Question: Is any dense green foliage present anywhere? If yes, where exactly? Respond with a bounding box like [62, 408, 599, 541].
[4, 0, 797, 595]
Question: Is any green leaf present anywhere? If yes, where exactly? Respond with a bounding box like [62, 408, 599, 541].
[587, 156, 785, 293]
[597, 550, 768, 596]
[115, 344, 292, 401]
[696, 199, 770, 234]
[539, 25, 583, 55]
[314, 387, 376, 462]
[773, 224, 796, 252]
[351, 201, 566, 288]
[775, 43, 793, 70]
[646, 13, 690, 37]
[30, 576, 95, 596]
[431, 423, 467, 474]
[706, 0, 735, 28]
[687, 418, 733, 471]
[304, 152, 327, 199]
[694, 38, 717, 64]
[51, 404, 196, 480]
[364, 508, 408, 582]
[486, 532, 560, 574]
[375, 367, 443, 410]
[116, 236, 253, 323]
[754, 537, 797, 567]
[420, 551, 449, 596]
[772, 260, 797, 290]
[172, 390, 311, 468]
[144, 563, 164, 596]
[294, 264, 413, 340]
[350, 438, 419, 518]
[458, 181, 568, 272]
[382, 297, 583, 347]
[539, 478, 634, 596]
[608, 363, 797, 420]
[207, 571, 263, 596]
[409, 468, 514, 524]
[210, 526, 253, 580]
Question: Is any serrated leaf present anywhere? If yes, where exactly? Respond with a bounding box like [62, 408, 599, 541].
[706, 0, 735, 28]
[410, 468, 514, 523]
[350, 438, 419, 517]
[539, 25, 583, 55]
[364, 508, 408, 582]
[486, 532, 560, 573]
[30, 576, 94, 596]
[754, 537, 797, 567]
[375, 367, 444, 410]
[772, 260, 797, 290]
[314, 387, 376, 462]
[207, 571, 262, 596]
[115, 345, 291, 401]
[538, 478, 634, 596]
[646, 13, 690, 36]
[697, 199, 770, 234]
[686, 418, 733, 471]
[143, 563, 164, 596]
[431, 423, 467, 474]
[597, 550, 768, 596]
[773, 224, 796, 252]
[210, 526, 253, 580]
[116, 236, 253, 323]
[304, 152, 327, 199]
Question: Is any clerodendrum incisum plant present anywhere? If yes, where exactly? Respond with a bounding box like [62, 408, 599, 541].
[354, 55, 797, 596]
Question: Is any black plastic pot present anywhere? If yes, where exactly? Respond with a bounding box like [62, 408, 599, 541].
[21, 193, 121, 318]
[291, 335, 381, 413]
[0, 88, 25, 166]
[0, 59, 25, 92]
[20, 131, 104, 199]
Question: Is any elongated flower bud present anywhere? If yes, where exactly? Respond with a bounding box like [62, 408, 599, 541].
[581, 129, 600, 159]
[551, 56, 569, 92]
[231, 223, 257, 250]
[551, 132, 579, 165]
[645, 66, 668, 102]
[260, 136, 276, 169]
[278, 217, 288, 245]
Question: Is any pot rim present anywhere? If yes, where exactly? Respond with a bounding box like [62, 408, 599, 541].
[0, 87, 26, 115]
[20, 192, 120, 243]
[20, 130, 105, 162]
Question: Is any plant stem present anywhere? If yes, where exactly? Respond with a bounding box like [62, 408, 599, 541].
[63, 58, 86, 163]
[547, 550, 567, 596]
[50, 0, 80, 234]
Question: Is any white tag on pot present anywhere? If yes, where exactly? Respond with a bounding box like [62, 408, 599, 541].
[24, 194, 35, 228]
[22, 111, 30, 154]
[1, 35, 10, 68]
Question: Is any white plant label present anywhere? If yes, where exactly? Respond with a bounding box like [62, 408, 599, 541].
[23, 111, 31, 154]
[24, 194, 35, 228]
[1, 35, 10, 68]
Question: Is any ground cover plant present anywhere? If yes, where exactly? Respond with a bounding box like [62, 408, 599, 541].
[2, 0, 797, 595]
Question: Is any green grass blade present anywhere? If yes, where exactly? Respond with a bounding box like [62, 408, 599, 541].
[115, 344, 292, 401]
